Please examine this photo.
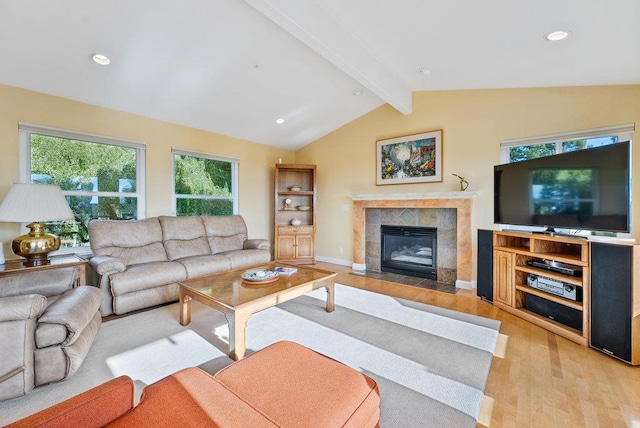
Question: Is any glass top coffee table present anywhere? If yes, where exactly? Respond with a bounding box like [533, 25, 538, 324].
[179, 262, 336, 360]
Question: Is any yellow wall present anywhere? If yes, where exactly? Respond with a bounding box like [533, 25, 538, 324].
[3, 83, 638, 280]
[0, 84, 294, 258]
[296, 85, 640, 277]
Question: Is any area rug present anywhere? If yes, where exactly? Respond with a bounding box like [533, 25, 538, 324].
[0, 284, 500, 427]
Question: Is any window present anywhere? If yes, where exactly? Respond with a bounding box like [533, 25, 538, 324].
[501, 124, 635, 163]
[20, 123, 146, 249]
[172, 149, 238, 216]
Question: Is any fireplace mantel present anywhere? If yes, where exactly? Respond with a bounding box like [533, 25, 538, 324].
[350, 191, 478, 201]
[351, 192, 477, 289]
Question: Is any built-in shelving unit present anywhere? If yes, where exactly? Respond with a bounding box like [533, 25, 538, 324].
[274, 164, 316, 264]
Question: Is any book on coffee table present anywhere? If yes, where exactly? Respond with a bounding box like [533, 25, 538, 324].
[274, 266, 297, 275]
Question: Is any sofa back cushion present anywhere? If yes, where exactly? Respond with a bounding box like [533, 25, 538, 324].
[89, 218, 168, 266]
[0, 268, 77, 299]
[158, 216, 210, 261]
[201, 215, 248, 254]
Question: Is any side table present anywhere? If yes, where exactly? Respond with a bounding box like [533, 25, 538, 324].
[0, 254, 88, 286]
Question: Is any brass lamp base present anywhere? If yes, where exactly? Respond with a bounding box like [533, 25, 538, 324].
[11, 222, 60, 266]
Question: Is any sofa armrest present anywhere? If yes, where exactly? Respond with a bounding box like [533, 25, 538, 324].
[243, 239, 270, 251]
[89, 255, 126, 275]
[6, 375, 135, 428]
[37, 286, 103, 346]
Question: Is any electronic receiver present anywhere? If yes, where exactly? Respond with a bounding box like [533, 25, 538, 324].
[527, 273, 582, 301]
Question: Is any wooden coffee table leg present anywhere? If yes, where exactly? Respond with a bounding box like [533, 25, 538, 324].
[226, 311, 249, 360]
[325, 282, 335, 312]
[179, 288, 191, 326]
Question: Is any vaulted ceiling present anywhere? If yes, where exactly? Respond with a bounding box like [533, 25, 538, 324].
[1, 0, 638, 150]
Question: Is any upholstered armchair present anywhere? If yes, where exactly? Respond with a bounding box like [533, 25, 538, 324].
[0, 268, 102, 401]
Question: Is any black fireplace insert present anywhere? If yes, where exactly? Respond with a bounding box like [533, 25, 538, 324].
[380, 225, 437, 280]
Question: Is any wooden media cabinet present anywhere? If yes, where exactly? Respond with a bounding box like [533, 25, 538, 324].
[490, 230, 640, 365]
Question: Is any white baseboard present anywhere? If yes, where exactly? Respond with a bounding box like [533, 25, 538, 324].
[456, 279, 476, 290]
[315, 255, 353, 267]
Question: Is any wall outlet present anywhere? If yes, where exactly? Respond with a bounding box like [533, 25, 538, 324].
[342, 204, 349, 211]
[338, 246, 343, 254]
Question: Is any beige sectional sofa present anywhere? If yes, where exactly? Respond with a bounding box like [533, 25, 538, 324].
[88, 215, 271, 316]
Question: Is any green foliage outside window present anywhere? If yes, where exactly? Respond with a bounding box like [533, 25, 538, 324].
[174, 154, 234, 216]
[30, 134, 138, 245]
[509, 137, 617, 163]
[509, 143, 556, 162]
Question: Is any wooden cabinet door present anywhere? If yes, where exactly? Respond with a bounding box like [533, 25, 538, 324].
[296, 235, 314, 259]
[276, 235, 296, 260]
[493, 250, 513, 306]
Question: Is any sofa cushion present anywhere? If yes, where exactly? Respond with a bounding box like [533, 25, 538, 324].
[158, 216, 210, 261]
[214, 341, 380, 427]
[201, 215, 248, 254]
[0, 269, 76, 299]
[109, 262, 186, 296]
[108, 368, 277, 427]
[178, 255, 232, 278]
[219, 249, 271, 269]
[113, 284, 179, 316]
[89, 218, 168, 266]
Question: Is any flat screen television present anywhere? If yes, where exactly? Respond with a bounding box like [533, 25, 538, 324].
[494, 141, 631, 233]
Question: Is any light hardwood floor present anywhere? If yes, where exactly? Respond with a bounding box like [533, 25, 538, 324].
[314, 262, 640, 428]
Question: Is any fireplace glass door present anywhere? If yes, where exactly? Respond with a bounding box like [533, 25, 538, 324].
[380, 225, 437, 279]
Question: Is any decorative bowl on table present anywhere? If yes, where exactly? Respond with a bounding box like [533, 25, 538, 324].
[291, 219, 302, 226]
[241, 269, 280, 284]
[288, 185, 302, 191]
[296, 205, 311, 211]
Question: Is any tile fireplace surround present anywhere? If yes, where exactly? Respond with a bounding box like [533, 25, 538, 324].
[351, 192, 478, 289]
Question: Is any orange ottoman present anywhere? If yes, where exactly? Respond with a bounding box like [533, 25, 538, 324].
[214, 340, 380, 427]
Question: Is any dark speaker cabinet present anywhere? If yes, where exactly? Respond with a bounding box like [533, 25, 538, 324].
[590, 242, 639, 365]
[477, 229, 493, 302]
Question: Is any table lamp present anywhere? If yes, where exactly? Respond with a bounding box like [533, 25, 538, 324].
[0, 183, 74, 265]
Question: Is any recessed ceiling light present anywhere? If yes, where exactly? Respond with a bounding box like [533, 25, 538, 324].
[275, 118, 285, 124]
[545, 30, 569, 41]
[92, 54, 111, 65]
[417, 68, 433, 75]
[352, 88, 364, 96]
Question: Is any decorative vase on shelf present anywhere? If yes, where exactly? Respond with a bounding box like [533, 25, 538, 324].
[291, 219, 302, 227]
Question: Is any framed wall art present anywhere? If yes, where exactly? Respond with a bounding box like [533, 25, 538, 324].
[376, 130, 442, 185]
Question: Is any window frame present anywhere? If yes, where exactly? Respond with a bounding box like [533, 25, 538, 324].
[500, 124, 635, 163]
[171, 147, 239, 216]
[19, 123, 146, 254]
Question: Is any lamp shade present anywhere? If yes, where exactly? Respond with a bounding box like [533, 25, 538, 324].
[0, 183, 74, 223]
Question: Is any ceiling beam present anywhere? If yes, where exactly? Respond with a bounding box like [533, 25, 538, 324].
[243, 0, 412, 115]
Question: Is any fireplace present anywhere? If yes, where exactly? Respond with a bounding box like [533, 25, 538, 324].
[351, 192, 478, 288]
[380, 225, 437, 279]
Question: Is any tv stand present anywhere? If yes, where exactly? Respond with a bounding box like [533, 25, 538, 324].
[492, 230, 589, 346]
[490, 230, 640, 364]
